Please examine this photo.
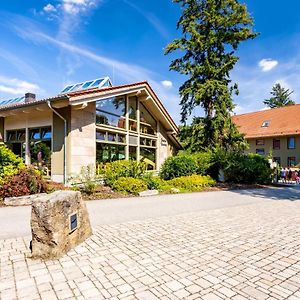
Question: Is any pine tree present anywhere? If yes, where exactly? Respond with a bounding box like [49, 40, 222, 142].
[263, 83, 295, 108]
[165, 0, 258, 150]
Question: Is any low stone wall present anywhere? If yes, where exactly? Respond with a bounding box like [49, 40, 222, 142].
[31, 190, 92, 259]
[4, 194, 47, 206]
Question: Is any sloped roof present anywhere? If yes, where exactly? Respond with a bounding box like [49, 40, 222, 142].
[0, 81, 179, 135]
[232, 104, 300, 138]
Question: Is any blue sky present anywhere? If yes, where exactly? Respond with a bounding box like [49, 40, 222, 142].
[1, 0, 300, 124]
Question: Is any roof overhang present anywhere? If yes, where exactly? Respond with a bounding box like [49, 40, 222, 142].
[69, 82, 179, 135]
[0, 95, 69, 117]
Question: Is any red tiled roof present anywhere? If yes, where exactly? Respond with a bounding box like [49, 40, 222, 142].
[232, 104, 300, 138]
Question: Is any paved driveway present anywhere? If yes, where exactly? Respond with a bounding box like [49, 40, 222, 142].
[1, 188, 300, 299]
[1, 185, 300, 239]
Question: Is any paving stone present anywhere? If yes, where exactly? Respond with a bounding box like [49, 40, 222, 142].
[1, 200, 300, 300]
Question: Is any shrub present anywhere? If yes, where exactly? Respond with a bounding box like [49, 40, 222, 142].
[0, 145, 24, 181]
[104, 160, 147, 186]
[192, 152, 213, 175]
[0, 167, 48, 199]
[224, 153, 272, 184]
[111, 177, 147, 195]
[142, 173, 172, 191]
[160, 155, 197, 180]
[169, 174, 216, 192]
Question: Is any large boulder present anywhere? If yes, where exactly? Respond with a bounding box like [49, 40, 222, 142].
[31, 190, 92, 259]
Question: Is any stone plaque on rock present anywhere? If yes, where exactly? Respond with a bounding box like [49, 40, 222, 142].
[30, 190, 92, 259]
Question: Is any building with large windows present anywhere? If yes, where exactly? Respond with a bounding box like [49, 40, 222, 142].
[232, 104, 300, 167]
[0, 78, 181, 183]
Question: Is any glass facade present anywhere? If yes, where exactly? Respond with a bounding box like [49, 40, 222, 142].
[96, 96, 159, 169]
[96, 97, 126, 129]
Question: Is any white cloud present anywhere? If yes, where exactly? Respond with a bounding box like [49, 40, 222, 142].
[43, 3, 57, 12]
[0, 75, 40, 95]
[161, 80, 173, 89]
[62, 0, 97, 15]
[258, 58, 278, 72]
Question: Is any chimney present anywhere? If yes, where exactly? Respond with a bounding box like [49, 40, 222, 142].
[25, 93, 36, 103]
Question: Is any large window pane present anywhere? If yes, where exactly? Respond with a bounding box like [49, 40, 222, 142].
[128, 97, 137, 120]
[96, 97, 125, 116]
[96, 111, 126, 128]
[129, 146, 137, 161]
[140, 103, 156, 135]
[140, 147, 156, 170]
[96, 143, 126, 163]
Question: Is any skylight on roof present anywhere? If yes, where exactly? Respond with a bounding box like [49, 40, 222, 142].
[0, 96, 25, 107]
[261, 120, 270, 128]
[60, 77, 112, 94]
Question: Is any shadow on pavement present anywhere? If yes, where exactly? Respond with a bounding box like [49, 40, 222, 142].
[230, 185, 300, 201]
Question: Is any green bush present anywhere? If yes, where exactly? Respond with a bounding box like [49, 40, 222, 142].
[104, 160, 147, 186]
[111, 177, 147, 195]
[224, 153, 272, 184]
[0, 145, 24, 181]
[142, 173, 172, 191]
[169, 174, 216, 192]
[192, 152, 213, 175]
[160, 155, 197, 180]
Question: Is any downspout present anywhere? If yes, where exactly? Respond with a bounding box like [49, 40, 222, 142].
[47, 101, 67, 185]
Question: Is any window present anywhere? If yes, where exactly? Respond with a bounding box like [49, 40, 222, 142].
[261, 120, 270, 128]
[273, 157, 281, 166]
[140, 147, 156, 170]
[140, 103, 156, 135]
[96, 143, 125, 163]
[96, 130, 125, 144]
[96, 97, 126, 129]
[256, 139, 264, 146]
[273, 139, 280, 150]
[6, 129, 25, 142]
[128, 97, 137, 120]
[129, 146, 137, 161]
[288, 157, 296, 167]
[287, 137, 296, 149]
[256, 149, 265, 155]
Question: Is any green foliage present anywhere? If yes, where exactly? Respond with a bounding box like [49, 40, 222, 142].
[0, 145, 24, 181]
[191, 152, 213, 175]
[142, 173, 161, 190]
[264, 83, 295, 108]
[165, 0, 258, 151]
[211, 150, 272, 184]
[0, 167, 48, 199]
[160, 155, 197, 180]
[111, 177, 147, 195]
[80, 165, 96, 195]
[104, 160, 147, 186]
[169, 175, 216, 192]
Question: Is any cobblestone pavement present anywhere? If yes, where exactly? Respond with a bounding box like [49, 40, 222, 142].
[1, 200, 300, 300]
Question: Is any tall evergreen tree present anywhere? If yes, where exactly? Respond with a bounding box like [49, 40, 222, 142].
[165, 0, 258, 150]
[263, 83, 295, 108]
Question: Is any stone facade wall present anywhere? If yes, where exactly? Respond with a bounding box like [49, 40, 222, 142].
[157, 123, 175, 170]
[68, 103, 96, 176]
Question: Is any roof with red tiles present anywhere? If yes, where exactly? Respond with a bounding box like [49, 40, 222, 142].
[232, 104, 300, 138]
